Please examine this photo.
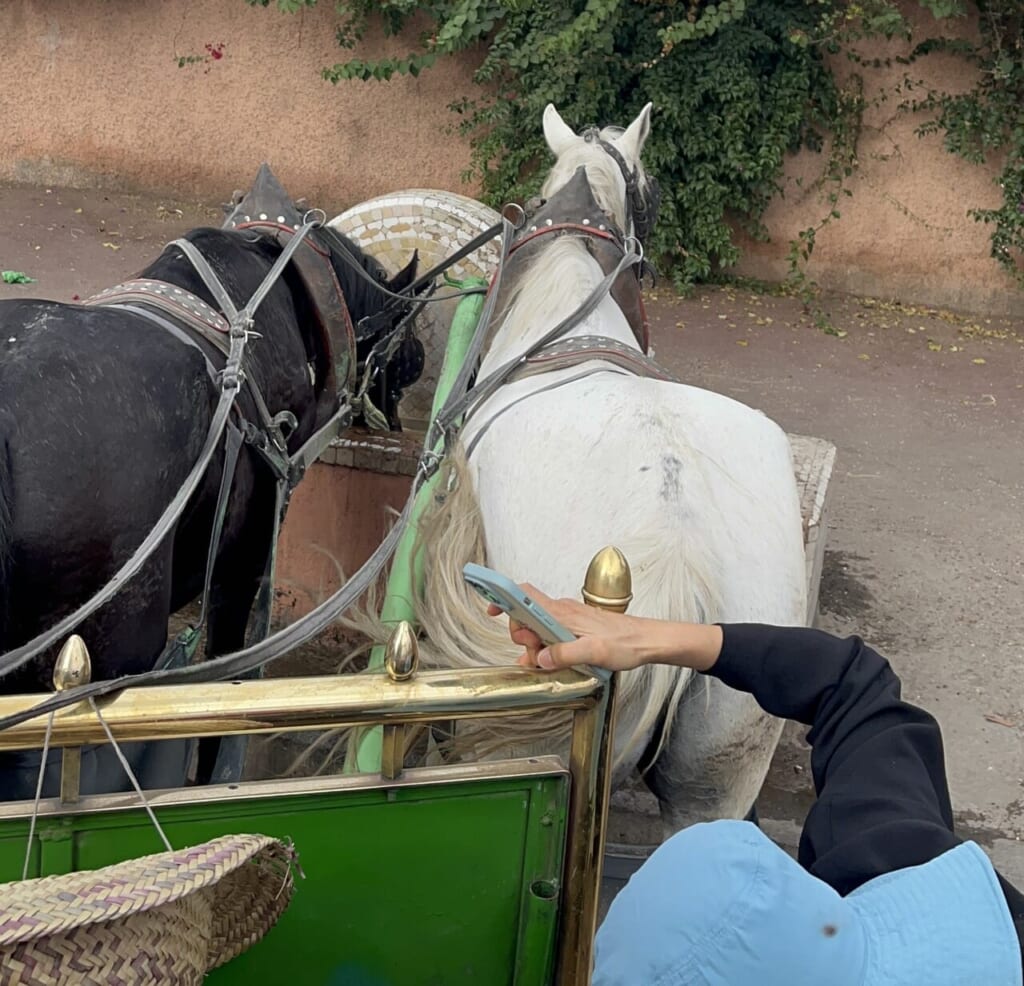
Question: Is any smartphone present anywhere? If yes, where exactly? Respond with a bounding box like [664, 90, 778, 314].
[463, 563, 576, 647]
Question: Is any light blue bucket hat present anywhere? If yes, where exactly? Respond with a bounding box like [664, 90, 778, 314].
[594, 820, 1021, 986]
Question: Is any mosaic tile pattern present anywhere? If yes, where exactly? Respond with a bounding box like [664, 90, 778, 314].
[328, 189, 502, 430]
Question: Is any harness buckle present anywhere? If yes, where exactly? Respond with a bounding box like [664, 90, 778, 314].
[622, 235, 644, 265]
[229, 317, 255, 340]
[500, 202, 527, 230]
[302, 208, 327, 229]
[219, 366, 245, 391]
[417, 449, 444, 482]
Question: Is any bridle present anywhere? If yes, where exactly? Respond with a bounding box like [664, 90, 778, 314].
[580, 126, 661, 247]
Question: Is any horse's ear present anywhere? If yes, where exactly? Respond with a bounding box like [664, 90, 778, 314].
[387, 250, 420, 294]
[618, 102, 653, 162]
[543, 103, 577, 157]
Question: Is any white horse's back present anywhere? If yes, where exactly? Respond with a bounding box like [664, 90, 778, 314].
[382, 101, 808, 836]
[465, 373, 806, 782]
[471, 373, 806, 623]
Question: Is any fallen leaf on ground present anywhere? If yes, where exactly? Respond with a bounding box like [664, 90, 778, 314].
[736, 339, 749, 347]
[102, 242, 121, 251]
[972, 358, 986, 365]
[984, 714, 1016, 728]
[1, 270, 35, 284]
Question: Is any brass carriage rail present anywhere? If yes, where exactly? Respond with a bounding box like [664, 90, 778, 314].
[0, 663, 609, 986]
[0, 666, 601, 750]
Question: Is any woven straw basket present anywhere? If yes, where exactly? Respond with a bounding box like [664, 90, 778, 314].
[0, 833, 297, 985]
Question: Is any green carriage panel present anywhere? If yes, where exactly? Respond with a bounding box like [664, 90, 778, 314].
[0, 760, 570, 985]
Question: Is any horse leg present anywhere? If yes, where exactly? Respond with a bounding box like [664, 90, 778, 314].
[642, 675, 784, 838]
[0, 539, 192, 800]
[193, 472, 275, 786]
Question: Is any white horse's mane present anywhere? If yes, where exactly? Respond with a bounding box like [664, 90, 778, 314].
[481, 124, 653, 370]
[540, 124, 651, 236]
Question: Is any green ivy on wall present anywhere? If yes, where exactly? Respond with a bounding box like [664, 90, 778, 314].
[246, 0, 1024, 293]
[900, 2, 1024, 286]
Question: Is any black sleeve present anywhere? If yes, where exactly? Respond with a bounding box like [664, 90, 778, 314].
[709, 622, 1024, 949]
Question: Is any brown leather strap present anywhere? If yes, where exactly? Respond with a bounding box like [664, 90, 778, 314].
[507, 334, 676, 384]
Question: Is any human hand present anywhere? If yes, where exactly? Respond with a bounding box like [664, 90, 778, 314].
[487, 583, 723, 674]
[487, 583, 650, 672]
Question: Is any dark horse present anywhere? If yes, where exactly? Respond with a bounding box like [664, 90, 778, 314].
[0, 165, 424, 799]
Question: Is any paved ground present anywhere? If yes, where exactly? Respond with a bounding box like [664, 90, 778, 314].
[2, 180, 1021, 889]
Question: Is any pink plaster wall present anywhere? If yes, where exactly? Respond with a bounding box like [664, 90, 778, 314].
[1, 0, 1019, 313]
[0, 0, 479, 211]
[728, 4, 1021, 316]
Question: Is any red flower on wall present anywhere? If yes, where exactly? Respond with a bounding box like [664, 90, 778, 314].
[176, 42, 228, 74]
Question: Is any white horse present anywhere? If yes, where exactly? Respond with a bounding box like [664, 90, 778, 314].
[381, 103, 807, 835]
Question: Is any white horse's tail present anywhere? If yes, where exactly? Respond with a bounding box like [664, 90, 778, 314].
[402, 443, 724, 771]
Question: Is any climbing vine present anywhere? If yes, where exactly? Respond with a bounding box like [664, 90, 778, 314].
[900, 1, 1024, 286]
[246, 0, 1024, 293]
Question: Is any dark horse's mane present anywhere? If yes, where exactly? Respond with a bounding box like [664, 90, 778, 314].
[316, 224, 397, 318]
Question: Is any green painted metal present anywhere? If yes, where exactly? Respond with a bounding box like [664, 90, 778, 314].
[0, 768, 568, 985]
[352, 279, 489, 774]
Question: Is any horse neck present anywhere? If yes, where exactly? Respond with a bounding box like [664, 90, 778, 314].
[145, 230, 318, 431]
[478, 238, 638, 376]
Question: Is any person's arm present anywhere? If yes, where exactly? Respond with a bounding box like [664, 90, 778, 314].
[711, 624, 1024, 947]
[495, 591, 1023, 942]
[711, 624, 959, 890]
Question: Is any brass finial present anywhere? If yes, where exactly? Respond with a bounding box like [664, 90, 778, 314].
[582, 546, 633, 613]
[53, 635, 92, 805]
[384, 621, 419, 682]
[53, 634, 92, 692]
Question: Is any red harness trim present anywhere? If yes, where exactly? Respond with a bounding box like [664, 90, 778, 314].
[236, 220, 333, 258]
[507, 221, 621, 256]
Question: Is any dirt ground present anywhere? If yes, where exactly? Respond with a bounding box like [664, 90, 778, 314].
[2, 180, 1021, 887]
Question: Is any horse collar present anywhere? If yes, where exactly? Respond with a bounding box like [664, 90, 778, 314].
[235, 220, 356, 412]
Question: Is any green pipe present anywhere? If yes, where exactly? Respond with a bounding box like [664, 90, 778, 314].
[348, 277, 489, 774]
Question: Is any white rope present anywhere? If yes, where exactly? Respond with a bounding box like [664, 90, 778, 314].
[89, 698, 173, 853]
[22, 712, 55, 881]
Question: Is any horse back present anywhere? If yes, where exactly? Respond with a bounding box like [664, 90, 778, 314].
[0, 299, 216, 671]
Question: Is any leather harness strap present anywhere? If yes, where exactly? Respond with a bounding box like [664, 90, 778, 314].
[506, 334, 676, 384]
[85, 277, 295, 477]
[236, 220, 357, 405]
[86, 279, 230, 349]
